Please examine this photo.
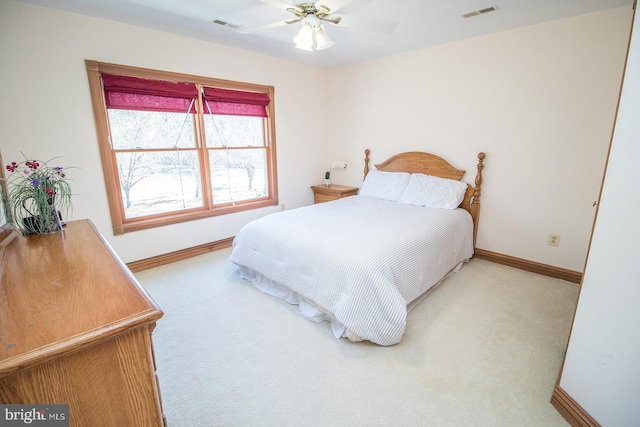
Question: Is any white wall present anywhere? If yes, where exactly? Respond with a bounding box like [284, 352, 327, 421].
[559, 6, 640, 426]
[0, 0, 328, 262]
[326, 7, 632, 272]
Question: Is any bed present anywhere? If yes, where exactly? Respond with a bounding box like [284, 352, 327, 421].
[230, 149, 485, 346]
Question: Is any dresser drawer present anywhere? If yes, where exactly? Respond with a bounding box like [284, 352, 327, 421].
[314, 193, 340, 203]
[311, 184, 359, 204]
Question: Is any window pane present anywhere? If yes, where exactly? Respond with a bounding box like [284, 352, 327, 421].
[209, 149, 267, 204]
[108, 109, 196, 149]
[203, 114, 264, 148]
[116, 150, 203, 218]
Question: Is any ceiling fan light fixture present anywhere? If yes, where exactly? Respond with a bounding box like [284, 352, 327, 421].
[294, 24, 314, 51]
[303, 13, 321, 27]
[314, 24, 334, 50]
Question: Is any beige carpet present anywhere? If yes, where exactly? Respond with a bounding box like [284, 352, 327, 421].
[136, 248, 578, 427]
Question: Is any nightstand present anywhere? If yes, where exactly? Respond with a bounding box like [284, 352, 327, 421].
[311, 184, 359, 204]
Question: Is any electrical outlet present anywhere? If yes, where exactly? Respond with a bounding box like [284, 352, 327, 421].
[548, 234, 560, 247]
[280, 203, 285, 211]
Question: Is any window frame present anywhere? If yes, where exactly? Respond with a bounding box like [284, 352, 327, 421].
[85, 60, 278, 235]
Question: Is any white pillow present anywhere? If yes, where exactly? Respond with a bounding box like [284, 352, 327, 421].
[359, 170, 411, 202]
[399, 173, 468, 209]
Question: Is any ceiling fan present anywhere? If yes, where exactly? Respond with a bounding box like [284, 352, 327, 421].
[285, 2, 342, 25]
[237, 0, 398, 51]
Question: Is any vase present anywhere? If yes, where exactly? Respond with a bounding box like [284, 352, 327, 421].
[21, 196, 63, 235]
[324, 179, 331, 187]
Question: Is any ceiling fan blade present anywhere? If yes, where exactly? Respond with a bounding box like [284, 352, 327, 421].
[335, 14, 398, 33]
[259, 0, 295, 11]
[320, 15, 341, 25]
[286, 6, 306, 19]
[315, 0, 356, 14]
[236, 20, 290, 34]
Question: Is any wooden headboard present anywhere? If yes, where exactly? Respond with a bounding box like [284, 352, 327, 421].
[363, 149, 485, 246]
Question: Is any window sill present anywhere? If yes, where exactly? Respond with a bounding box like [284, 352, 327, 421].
[113, 198, 277, 235]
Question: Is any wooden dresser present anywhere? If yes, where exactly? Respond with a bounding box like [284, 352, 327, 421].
[311, 184, 359, 203]
[0, 220, 165, 426]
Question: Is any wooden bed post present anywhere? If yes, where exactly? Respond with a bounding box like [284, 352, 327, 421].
[470, 152, 485, 247]
[363, 149, 371, 180]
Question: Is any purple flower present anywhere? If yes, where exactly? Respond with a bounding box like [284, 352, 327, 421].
[30, 177, 41, 186]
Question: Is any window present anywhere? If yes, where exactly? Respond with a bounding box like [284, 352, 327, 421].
[85, 61, 278, 235]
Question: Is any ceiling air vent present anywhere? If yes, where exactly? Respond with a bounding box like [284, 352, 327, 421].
[463, 5, 498, 19]
[212, 19, 240, 29]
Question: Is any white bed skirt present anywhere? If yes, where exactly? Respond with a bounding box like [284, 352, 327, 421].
[236, 260, 467, 344]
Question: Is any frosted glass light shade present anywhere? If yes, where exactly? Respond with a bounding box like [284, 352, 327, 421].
[294, 25, 314, 51]
[314, 25, 334, 50]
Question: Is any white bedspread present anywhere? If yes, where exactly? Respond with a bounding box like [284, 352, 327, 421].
[229, 196, 474, 346]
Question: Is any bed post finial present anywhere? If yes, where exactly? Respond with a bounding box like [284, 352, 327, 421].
[470, 152, 485, 247]
[364, 149, 371, 181]
[473, 152, 485, 204]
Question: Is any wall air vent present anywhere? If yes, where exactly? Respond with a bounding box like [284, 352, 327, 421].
[463, 5, 498, 18]
[212, 19, 240, 29]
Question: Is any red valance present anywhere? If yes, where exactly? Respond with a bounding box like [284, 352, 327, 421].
[101, 74, 198, 114]
[100, 75, 270, 117]
[203, 87, 270, 118]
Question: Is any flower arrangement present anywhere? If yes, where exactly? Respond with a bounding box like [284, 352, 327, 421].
[3, 157, 73, 234]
